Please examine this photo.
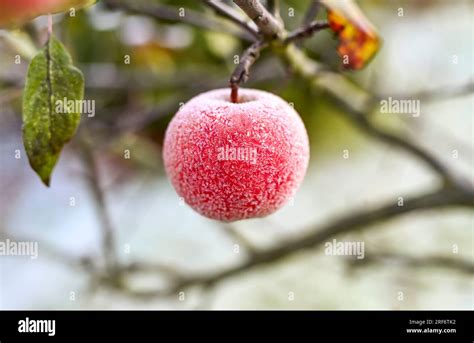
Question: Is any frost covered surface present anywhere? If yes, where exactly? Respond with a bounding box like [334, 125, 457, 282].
[163, 88, 310, 221]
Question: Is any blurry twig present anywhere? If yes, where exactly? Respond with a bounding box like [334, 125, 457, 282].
[347, 252, 474, 275]
[3, 234, 96, 273]
[122, 261, 184, 282]
[79, 136, 120, 278]
[280, 47, 472, 190]
[222, 223, 258, 257]
[203, 0, 259, 39]
[103, 0, 254, 41]
[302, 0, 322, 27]
[342, 106, 467, 189]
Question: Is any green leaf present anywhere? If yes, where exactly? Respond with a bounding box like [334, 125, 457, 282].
[22, 34, 84, 186]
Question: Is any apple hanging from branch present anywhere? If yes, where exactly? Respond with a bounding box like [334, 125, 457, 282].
[163, 88, 310, 222]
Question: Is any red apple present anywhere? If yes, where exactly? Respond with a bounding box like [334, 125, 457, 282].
[163, 88, 310, 222]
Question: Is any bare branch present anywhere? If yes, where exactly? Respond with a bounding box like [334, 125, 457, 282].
[203, 0, 259, 39]
[279, 46, 472, 190]
[80, 137, 120, 276]
[116, 187, 473, 299]
[3, 234, 95, 273]
[341, 106, 469, 189]
[103, 0, 254, 41]
[233, 0, 284, 39]
[285, 20, 330, 44]
[230, 40, 268, 102]
[347, 252, 474, 275]
[122, 261, 184, 281]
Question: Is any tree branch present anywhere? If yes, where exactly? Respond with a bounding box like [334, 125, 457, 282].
[347, 252, 474, 275]
[203, 0, 259, 39]
[335, 100, 469, 189]
[233, 0, 284, 39]
[279, 46, 472, 190]
[3, 234, 96, 273]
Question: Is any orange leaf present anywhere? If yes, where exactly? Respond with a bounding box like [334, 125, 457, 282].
[322, 0, 381, 70]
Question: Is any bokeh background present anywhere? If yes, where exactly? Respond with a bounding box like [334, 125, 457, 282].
[0, 0, 473, 309]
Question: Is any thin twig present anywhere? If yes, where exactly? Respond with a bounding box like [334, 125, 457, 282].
[285, 20, 330, 44]
[103, 0, 254, 41]
[222, 223, 258, 257]
[122, 261, 184, 282]
[230, 40, 268, 102]
[302, 0, 322, 27]
[296, 0, 322, 47]
[203, 0, 259, 39]
[3, 234, 95, 273]
[342, 106, 468, 189]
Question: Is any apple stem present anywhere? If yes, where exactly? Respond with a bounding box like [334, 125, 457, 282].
[47, 14, 53, 37]
[230, 85, 238, 103]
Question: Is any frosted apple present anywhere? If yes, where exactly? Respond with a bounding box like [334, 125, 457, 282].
[0, 0, 94, 28]
[163, 88, 310, 222]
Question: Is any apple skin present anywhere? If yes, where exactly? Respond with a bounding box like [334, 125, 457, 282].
[163, 88, 310, 222]
[0, 0, 95, 28]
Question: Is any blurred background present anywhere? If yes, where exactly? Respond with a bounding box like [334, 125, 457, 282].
[0, 0, 472, 309]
